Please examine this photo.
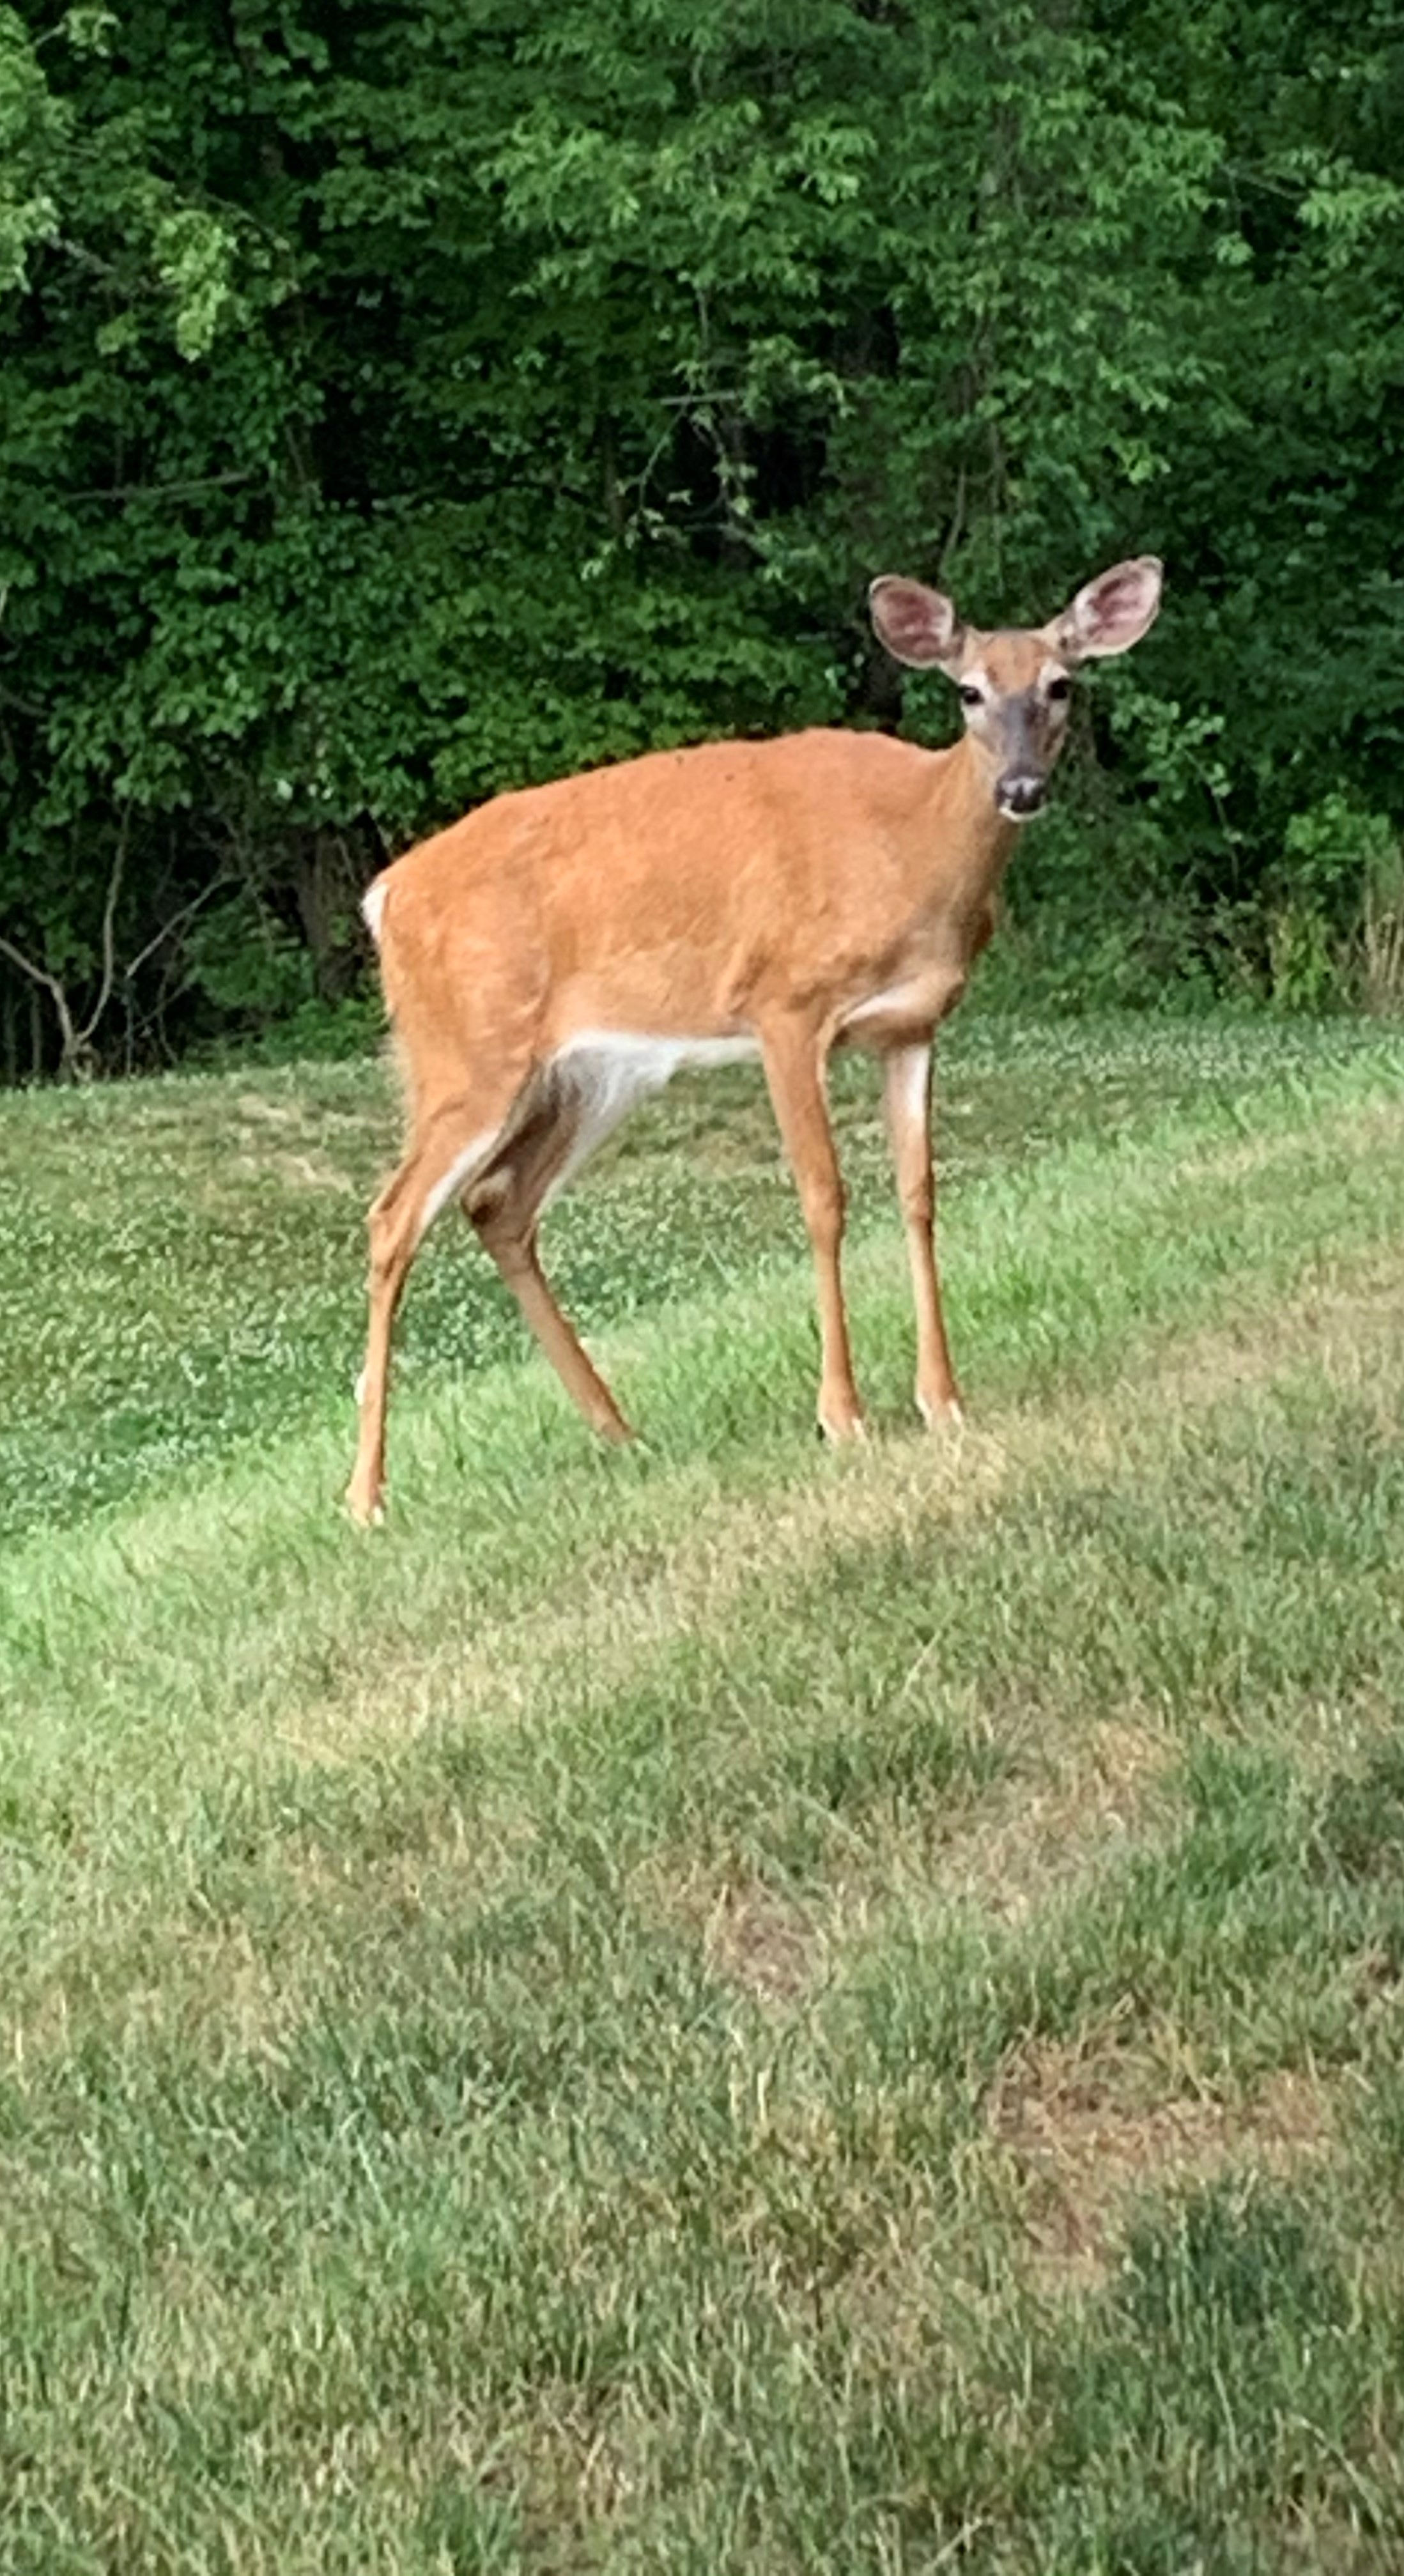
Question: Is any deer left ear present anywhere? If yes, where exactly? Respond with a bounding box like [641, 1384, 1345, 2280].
[1051, 556, 1163, 663]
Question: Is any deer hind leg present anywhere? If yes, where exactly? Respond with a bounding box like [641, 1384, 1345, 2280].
[475, 1220, 633, 1444]
[759, 1016, 865, 1442]
[346, 1100, 508, 1527]
[465, 1067, 633, 1444]
[882, 1041, 962, 1427]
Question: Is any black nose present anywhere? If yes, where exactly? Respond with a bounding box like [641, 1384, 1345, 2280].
[996, 773, 1046, 818]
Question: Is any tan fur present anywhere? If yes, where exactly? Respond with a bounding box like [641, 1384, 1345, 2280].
[346, 560, 1162, 1522]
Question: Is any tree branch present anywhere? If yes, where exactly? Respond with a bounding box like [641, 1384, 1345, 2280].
[0, 929, 79, 1066]
[74, 810, 130, 1051]
[67, 470, 258, 505]
[121, 867, 238, 985]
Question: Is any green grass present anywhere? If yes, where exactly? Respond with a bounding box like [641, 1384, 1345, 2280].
[3, 1012, 1404, 2572]
[3, 1009, 1393, 1546]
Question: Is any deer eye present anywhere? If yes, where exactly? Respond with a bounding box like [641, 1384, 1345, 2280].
[959, 685, 984, 709]
[1045, 677, 1071, 703]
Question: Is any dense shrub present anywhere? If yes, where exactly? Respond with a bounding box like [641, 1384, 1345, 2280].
[1, 0, 1401, 1073]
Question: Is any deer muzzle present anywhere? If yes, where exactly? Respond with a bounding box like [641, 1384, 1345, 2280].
[995, 770, 1047, 821]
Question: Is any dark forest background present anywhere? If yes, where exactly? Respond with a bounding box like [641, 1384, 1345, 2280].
[1, 0, 1401, 1077]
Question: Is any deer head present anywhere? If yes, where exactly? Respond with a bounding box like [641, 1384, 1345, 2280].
[869, 556, 1164, 822]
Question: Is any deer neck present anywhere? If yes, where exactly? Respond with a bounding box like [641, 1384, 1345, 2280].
[918, 734, 1019, 913]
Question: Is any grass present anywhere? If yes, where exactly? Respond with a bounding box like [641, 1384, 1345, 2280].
[3, 1010, 1404, 2571]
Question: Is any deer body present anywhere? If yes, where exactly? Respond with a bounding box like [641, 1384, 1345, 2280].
[348, 557, 1162, 1523]
[373, 727, 1003, 1063]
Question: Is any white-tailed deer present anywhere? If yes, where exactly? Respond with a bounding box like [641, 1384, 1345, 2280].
[348, 555, 1162, 1522]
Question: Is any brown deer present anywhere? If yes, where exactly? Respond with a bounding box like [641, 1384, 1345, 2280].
[348, 555, 1162, 1522]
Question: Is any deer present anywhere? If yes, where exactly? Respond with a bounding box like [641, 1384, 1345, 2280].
[346, 554, 1163, 1523]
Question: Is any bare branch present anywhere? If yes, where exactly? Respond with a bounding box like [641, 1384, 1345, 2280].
[0, 927, 61, 996]
[121, 868, 239, 984]
[0, 683, 46, 720]
[0, 929, 79, 1066]
[67, 470, 257, 506]
[0, 827, 232, 1079]
[74, 810, 130, 1050]
[935, 466, 968, 580]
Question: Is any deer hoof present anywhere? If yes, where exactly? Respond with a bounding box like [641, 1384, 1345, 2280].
[817, 1405, 868, 1446]
[917, 1391, 965, 1431]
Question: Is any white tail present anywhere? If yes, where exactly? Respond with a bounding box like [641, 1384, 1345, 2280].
[347, 555, 1162, 1522]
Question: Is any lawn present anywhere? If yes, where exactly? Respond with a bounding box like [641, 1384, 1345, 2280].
[3, 1011, 1404, 2572]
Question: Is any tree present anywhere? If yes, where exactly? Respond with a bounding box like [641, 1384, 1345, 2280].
[3, 0, 1401, 1075]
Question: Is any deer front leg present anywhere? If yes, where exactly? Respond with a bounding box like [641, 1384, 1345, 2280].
[760, 1018, 864, 1442]
[883, 1040, 962, 1427]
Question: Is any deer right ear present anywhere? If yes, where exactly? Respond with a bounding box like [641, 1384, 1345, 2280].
[868, 576, 966, 671]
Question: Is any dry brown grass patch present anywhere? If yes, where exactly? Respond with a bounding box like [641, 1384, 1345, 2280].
[989, 2029, 1336, 2294]
[472, 2392, 640, 2541]
[939, 1718, 1175, 1929]
[640, 1858, 823, 2006]
[1134, 1249, 1404, 1421]
[698, 1875, 820, 2003]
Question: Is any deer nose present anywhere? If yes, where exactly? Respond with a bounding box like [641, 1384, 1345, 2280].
[996, 771, 1046, 819]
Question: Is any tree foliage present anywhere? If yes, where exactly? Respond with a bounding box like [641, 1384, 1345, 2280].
[1, 0, 1401, 1072]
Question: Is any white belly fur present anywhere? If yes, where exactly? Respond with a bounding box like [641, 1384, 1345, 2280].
[545, 1028, 760, 1201]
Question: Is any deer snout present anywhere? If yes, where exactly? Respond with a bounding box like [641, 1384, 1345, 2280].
[995, 771, 1047, 820]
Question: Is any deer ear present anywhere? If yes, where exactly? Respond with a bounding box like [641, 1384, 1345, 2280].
[1051, 557, 1163, 663]
[868, 575, 966, 671]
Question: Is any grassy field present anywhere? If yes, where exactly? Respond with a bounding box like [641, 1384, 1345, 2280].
[3, 1012, 1404, 2572]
